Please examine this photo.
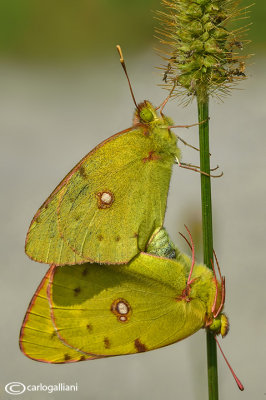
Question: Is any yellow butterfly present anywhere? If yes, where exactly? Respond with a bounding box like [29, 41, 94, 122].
[25, 99, 181, 265]
[20, 227, 243, 390]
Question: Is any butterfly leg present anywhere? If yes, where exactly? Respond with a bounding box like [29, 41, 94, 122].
[176, 158, 223, 178]
[184, 225, 195, 286]
[175, 137, 212, 156]
[156, 85, 176, 116]
[181, 162, 219, 172]
[210, 258, 219, 314]
[169, 118, 209, 129]
[175, 135, 200, 152]
[212, 250, 226, 318]
[178, 231, 192, 251]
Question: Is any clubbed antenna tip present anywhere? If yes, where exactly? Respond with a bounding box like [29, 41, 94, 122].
[116, 45, 139, 110]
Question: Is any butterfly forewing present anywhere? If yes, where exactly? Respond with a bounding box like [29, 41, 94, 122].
[26, 126, 174, 265]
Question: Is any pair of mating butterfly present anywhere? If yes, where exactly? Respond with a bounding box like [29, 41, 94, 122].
[20, 47, 243, 390]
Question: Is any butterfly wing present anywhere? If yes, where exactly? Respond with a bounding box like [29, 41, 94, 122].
[19, 266, 93, 363]
[25, 126, 174, 265]
[46, 253, 207, 359]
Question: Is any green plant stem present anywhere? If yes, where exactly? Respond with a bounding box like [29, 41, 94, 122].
[197, 98, 219, 400]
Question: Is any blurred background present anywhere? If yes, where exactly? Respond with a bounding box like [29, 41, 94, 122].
[0, 1, 265, 399]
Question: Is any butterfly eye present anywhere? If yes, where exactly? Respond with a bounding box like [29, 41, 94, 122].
[139, 108, 154, 123]
[208, 313, 229, 338]
[209, 317, 221, 333]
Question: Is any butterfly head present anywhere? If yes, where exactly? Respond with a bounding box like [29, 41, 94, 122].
[134, 101, 159, 124]
[208, 313, 229, 338]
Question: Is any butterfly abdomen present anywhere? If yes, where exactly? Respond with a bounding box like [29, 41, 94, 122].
[146, 227, 176, 259]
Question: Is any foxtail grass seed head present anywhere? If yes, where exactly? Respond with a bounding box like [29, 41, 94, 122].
[156, 0, 251, 103]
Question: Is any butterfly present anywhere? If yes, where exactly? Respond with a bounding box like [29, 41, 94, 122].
[25, 45, 216, 267]
[20, 228, 228, 363]
[25, 97, 184, 266]
[21, 227, 244, 389]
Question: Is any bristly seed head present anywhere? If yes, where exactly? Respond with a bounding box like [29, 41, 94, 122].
[156, 0, 252, 103]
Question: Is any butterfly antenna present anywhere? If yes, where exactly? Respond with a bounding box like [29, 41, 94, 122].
[184, 225, 195, 285]
[116, 45, 139, 110]
[214, 336, 244, 391]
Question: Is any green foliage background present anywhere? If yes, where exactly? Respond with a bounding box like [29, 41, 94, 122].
[0, 0, 263, 61]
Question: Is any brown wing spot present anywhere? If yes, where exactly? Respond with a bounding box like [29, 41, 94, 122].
[87, 324, 93, 332]
[142, 151, 160, 163]
[74, 213, 81, 221]
[69, 194, 76, 203]
[64, 353, 71, 361]
[79, 165, 87, 179]
[50, 331, 57, 339]
[74, 287, 81, 296]
[134, 339, 147, 353]
[104, 337, 111, 349]
[115, 236, 121, 242]
[79, 355, 86, 361]
[97, 234, 104, 241]
[111, 298, 131, 323]
[134, 233, 139, 238]
[96, 191, 114, 209]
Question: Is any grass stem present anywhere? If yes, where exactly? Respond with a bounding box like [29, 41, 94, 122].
[197, 98, 219, 400]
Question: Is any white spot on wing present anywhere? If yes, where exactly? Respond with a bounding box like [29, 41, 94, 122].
[117, 301, 129, 314]
[101, 192, 112, 204]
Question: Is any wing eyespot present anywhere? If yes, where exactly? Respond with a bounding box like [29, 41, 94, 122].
[111, 298, 131, 323]
[96, 191, 115, 209]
